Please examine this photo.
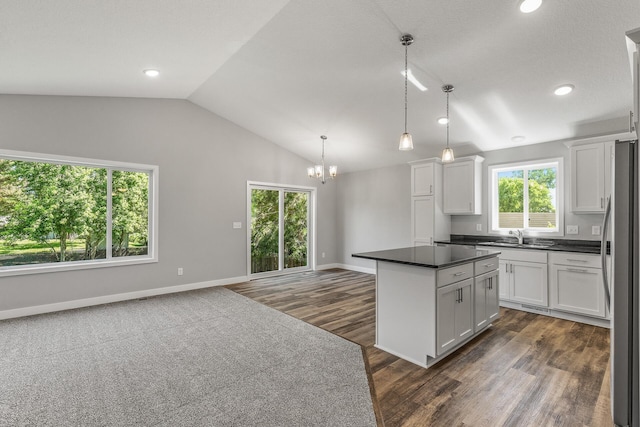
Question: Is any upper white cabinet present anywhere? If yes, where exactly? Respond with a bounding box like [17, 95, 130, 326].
[570, 142, 607, 213]
[410, 159, 450, 245]
[411, 162, 435, 196]
[443, 155, 484, 215]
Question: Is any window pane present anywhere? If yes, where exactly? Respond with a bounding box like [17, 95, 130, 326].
[251, 189, 279, 274]
[0, 159, 107, 266]
[497, 170, 524, 229]
[527, 167, 557, 229]
[284, 191, 308, 269]
[111, 170, 149, 258]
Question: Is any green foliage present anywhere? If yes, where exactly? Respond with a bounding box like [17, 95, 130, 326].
[0, 159, 149, 263]
[251, 189, 308, 273]
[498, 168, 556, 213]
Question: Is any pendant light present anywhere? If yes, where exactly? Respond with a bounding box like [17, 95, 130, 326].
[307, 135, 337, 184]
[398, 34, 414, 151]
[441, 84, 455, 163]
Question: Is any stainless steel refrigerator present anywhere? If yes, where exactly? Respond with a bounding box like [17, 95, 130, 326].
[603, 139, 639, 426]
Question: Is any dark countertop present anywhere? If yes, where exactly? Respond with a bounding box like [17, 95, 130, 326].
[352, 245, 500, 269]
[435, 234, 608, 255]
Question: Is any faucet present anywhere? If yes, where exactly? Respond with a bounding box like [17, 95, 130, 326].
[509, 229, 524, 245]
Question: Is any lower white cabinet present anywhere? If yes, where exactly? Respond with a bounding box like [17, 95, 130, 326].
[549, 252, 606, 318]
[436, 278, 473, 355]
[474, 269, 499, 332]
[495, 249, 548, 307]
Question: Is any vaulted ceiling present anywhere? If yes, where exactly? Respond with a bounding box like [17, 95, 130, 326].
[2, 1, 638, 172]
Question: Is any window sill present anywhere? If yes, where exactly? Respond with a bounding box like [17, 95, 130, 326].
[0, 256, 158, 277]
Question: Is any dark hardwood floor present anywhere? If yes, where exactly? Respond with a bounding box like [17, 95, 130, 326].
[226, 269, 612, 427]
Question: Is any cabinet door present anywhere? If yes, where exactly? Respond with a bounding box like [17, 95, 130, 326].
[498, 260, 511, 300]
[486, 273, 500, 323]
[510, 261, 548, 307]
[436, 283, 458, 355]
[571, 143, 605, 213]
[412, 163, 434, 196]
[455, 279, 474, 342]
[550, 265, 605, 317]
[412, 196, 434, 245]
[443, 161, 474, 214]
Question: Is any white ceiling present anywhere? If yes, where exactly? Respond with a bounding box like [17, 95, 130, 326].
[2, 1, 639, 172]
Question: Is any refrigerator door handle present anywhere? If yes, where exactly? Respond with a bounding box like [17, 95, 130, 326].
[601, 196, 611, 311]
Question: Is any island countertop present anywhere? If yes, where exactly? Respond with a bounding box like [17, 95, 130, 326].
[352, 245, 500, 269]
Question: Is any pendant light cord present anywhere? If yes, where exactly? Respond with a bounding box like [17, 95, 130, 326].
[446, 90, 450, 149]
[404, 42, 408, 133]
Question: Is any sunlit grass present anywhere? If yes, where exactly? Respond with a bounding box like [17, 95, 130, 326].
[0, 239, 85, 255]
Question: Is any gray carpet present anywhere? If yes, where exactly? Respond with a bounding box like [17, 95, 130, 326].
[0, 287, 377, 426]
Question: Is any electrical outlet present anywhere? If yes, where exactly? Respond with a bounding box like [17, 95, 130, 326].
[322, 252, 326, 258]
[566, 225, 579, 235]
[476, 224, 482, 232]
[177, 267, 183, 276]
[233, 222, 242, 229]
[592, 225, 601, 236]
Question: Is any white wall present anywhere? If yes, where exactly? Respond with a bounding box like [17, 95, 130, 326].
[336, 164, 411, 270]
[0, 95, 337, 312]
[450, 140, 606, 240]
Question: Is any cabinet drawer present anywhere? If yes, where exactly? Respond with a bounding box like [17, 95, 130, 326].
[437, 263, 474, 287]
[549, 252, 600, 268]
[475, 257, 499, 275]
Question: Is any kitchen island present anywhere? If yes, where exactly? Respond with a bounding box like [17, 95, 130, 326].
[353, 245, 500, 368]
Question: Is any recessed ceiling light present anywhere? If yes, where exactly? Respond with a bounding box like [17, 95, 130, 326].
[143, 69, 160, 77]
[519, 0, 542, 13]
[554, 84, 574, 96]
[511, 135, 526, 143]
[401, 70, 427, 91]
[437, 117, 449, 125]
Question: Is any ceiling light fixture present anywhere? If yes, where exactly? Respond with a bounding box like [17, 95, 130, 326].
[307, 135, 337, 184]
[402, 70, 427, 92]
[143, 69, 160, 77]
[441, 84, 455, 163]
[511, 135, 526, 143]
[399, 34, 414, 151]
[554, 84, 574, 96]
[437, 117, 449, 125]
[519, 0, 542, 13]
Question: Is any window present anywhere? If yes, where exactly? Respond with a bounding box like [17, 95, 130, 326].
[0, 150, 158, 276]
[488, 158, 563, 236]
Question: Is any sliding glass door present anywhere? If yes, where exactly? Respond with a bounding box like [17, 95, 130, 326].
[249, 183, 313, 277]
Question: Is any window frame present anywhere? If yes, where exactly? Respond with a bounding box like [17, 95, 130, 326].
[0, 149, 159, 277]
[488, 157, 564, 237]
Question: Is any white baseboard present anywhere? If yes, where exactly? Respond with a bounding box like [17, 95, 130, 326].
[318, 263, 376, 275]
[0, 275, 249, 321]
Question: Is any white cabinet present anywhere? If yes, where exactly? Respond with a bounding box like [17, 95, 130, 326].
[549, 252, 606, 318]
[411, 162, 434, 196]
[627, 28, 639, 134]
[443, 155, 484, 215]
[410, 159, 450, 245]
[570, 142, 606, 213]
[474, 267, 499, 333]
[436, 278, 473, 356]
[495, 248, 548, 307]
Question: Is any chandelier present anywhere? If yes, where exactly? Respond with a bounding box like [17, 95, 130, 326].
[307, 135, 337, 184]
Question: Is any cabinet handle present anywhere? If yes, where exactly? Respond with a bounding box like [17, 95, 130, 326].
[510, 264, 513, 274]
[455, 289, 460, 303]
[460, 288, 464, 303]
[631, 110, 635, 133]
[430, 237, 433, 245]
[567, 259, 588, 263]
[430, 184, 433, 194]
[505, 264, 509, 273]
[488, 278, 492, 290]
[483, 263, 495, 268]
[567, 268, 589, 273]
[453, 272, 465, 277]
